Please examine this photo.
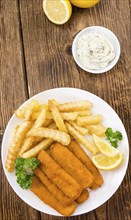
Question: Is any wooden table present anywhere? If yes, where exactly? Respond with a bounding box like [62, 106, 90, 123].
[1, 0, 131, 220]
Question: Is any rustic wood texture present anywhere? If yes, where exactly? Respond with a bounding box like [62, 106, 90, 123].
[1, 0, 131, 220]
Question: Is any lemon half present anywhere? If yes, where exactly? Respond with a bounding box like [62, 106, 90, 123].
[92, 152, 124, 170]
[93, 134, 120, 157]
[43, 0, 72, 25]
[70, 0, 100, 8]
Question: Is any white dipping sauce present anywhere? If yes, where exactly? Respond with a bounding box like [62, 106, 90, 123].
[77, 32, 116, 70]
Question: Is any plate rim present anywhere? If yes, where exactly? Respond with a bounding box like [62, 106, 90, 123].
[1, 87, 129, 216]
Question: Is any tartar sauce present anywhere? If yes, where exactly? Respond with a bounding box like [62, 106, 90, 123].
[77, 32, 116, 70]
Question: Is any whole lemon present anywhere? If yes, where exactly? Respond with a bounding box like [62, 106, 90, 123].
[70, 0, 100, 8]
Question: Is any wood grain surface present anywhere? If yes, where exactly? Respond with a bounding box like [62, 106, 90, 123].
[0, 0, 131, 220]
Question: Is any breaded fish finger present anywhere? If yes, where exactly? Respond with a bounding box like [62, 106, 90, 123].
[67, 140, 103, 187]
[30, 176, 76, 216]
[34, 167, 73, 206]
[50, 143, 94, 189]
[38, 150, 82, 200]
[75, 190, 89, 204]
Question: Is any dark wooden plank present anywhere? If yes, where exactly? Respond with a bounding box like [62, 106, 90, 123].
[19, 0, 82, 98]
[0, 1, 40, 220]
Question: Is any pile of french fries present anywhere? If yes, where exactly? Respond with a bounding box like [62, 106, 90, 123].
[5, 99, 106, 172]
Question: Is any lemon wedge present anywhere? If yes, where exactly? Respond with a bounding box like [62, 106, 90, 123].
[43, 0, 72, 25]
[92, 152, 124, 170]
[93, 134, 119, 157]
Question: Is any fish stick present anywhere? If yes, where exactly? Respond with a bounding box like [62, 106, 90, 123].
[30, 176, 76, 216]
[67, 141, 103, 187]
[75, 190, 89, 204]
[50, 143, 94, 189]
[34, 167, 73, 206]
[38, 150, 82, 200]
[90, 183, 99, 190]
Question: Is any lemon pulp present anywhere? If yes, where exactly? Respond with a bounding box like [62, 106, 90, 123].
[93, 134, 119, 157]
[43, 0, 72, 25]
[92, 152, 124, 170]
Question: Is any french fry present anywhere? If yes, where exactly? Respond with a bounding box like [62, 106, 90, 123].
[24, 100, 40, 120]
[65, 122, 98, 155]
[33, 111, 78, 121]
[28, 99, 40, 111]
[68, 121, 88, 136]
[86, 124, 106, 136]
[18, 137, 34, 156]
[43, 119, 54, 127]
[48, 122, 57, 129]
[61, 112, 78, 120]
[77, 115, 103, 126]
[21, 138, 54, 159]
[49, 99, 59, 106]
[58, 101, 93, 112]
[24, 108, 33, 121]
[49, 100, 67, 132]
[31, 104, 49, 120]
[5, 121, 32, 172]
[15, 107, 25, 118]
[47, 112, 78, 121]
[31, 112, 40, 121]
[46, 112, 53, 119]
[8, 125, 20, 145]
[15, 100, 40, 120]
[27, 127, 71, 146]
[33, 108, 47, 128]
[40, 104, 49, 111]
[27, 122, 56, 148]
[27, 108, 47, 136]
[77, 110, 92, 117]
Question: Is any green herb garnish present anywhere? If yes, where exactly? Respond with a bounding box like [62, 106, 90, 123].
[105, 128, 123, 148]
[15, 157, 40, 189]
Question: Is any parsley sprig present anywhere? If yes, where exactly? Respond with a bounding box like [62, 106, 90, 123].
[15, 157, 40, 189]
[105, 128, 123, 148]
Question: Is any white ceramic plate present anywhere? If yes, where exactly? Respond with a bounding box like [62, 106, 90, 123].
[72, 26, 121, 74]
[1, 88, 129, 216]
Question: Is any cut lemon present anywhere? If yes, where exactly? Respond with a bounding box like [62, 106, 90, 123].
[70, 0, 100, 8]
[43, 0, 72, 25]
[93, 134, 119, 157]
[92, 152, 124, 170]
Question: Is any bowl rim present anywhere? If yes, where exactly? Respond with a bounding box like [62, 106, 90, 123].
[72, 26, 121, 74]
